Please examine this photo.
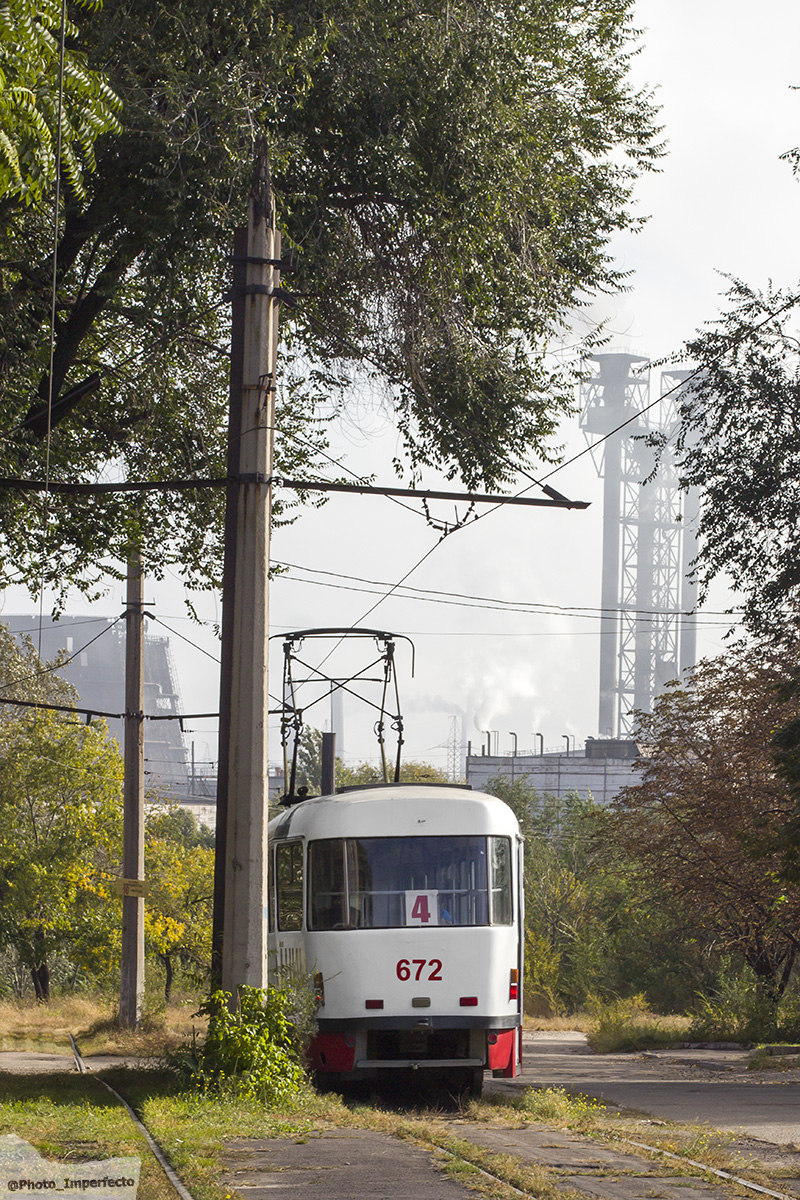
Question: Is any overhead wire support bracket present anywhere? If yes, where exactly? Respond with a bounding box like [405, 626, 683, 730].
[0, 475, 589, 508]
[276, 479, 589, 509]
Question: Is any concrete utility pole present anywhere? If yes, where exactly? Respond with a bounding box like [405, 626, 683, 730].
[212, 153, 280, 996]
[119, 547, 145, 1028]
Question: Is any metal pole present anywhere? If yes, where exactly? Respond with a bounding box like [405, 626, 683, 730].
[119, 546, 145, 1028]
[214, 152, 279, 998]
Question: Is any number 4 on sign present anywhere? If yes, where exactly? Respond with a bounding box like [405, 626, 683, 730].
[405, 890, 438, 926]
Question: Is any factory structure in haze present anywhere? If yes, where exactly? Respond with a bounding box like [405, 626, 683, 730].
[465, 353, 700, 802]
[4, 356, 699, 819]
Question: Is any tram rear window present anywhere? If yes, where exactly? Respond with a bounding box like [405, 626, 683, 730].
[308, 836, 512, 930]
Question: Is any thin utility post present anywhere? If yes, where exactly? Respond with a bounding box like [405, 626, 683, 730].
[119, 546, 145, 1028]
[213, 152, 279, 997]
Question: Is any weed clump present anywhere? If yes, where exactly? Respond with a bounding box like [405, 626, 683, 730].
[586, 994, 688, 1053]
[175, 985, 306, 1104]
[517, 1085, 605, 1129]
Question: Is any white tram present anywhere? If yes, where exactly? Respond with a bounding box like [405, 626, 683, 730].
[267, 783, 523, 1095]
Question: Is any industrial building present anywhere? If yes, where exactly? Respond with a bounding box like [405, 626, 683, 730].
[3, 614, 189, 793]
[465, 737, 642, 803]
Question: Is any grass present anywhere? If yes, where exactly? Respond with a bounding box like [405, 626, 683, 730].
[474, 1085, 800, 1195]
[1, 1067, 798, 1200]
[747, 1048, 800, 1071]
[585, 999, 691, 1054]
[0, 1071, 175, 1200]
[523, 1013, 593, 1033]
[0, 994, 207, 1057]
[1, 1009, 798, 1200]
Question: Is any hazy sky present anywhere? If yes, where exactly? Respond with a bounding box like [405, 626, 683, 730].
[3, 1, 799, 775]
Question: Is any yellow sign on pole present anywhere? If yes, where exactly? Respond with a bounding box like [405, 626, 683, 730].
[114, 878, 150, 898]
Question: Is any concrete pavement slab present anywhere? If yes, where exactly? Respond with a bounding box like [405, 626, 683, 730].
[221, 1131, 476, 1200]
[456, 1124, 733, 1200]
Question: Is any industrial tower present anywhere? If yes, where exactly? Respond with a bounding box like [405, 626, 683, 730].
[581, 355, 700, 737]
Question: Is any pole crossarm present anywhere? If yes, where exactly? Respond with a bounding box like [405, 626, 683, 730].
[0, 695, 219, 721]
[278, 479, 589, 508]
[0, 475, 589, 508]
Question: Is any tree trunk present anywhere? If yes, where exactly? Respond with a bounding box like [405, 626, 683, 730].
[31, 961, 50, 1002]
[162, 952, 173, 1003]
[31, 928, 50, 1002]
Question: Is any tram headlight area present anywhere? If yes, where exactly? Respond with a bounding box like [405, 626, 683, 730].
[268, 783, 524, 1098]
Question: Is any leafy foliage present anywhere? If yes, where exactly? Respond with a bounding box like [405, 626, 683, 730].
[145, 805, 214, 1002]
[337, 757, 450, 787]
[291, 727, 451, 792]
[0, 708, 123, 999]
[486, 774, 721, 1014]
[670, 281, 800, 636]
[608, 645, 800, 1012]
[187, 985, 306, 1103]
[688, 971, 800, 1044]
[0, 0, 120, 205]
[586, 994, 688, 1053]
[0, 0, 662, 600]
[0, 620, 123, 999]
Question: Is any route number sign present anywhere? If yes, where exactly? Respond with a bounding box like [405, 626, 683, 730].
[405, 889, 438, 925]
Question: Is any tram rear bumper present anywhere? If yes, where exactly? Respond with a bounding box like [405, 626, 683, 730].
[316, 1013, 519, 1030]
[309, 1022, 519, 1076]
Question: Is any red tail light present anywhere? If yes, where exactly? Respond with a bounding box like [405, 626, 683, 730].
[509, 968, 519, 1001]
[313, 971, 325, 1006]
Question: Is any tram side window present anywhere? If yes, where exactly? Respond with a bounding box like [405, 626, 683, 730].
[275, 841, 304, 931]
[489, 836, 513, 925]
[308, 839, 346, 930]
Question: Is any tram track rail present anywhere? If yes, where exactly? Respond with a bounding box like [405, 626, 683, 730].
[67, 1035, 195, 1200]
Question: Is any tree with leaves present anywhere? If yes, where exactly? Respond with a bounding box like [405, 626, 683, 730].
[0, 0, 120, 205]
[0, 709, 123, 998]
[337, 757, 450, 787]
[669, 282, 800, 637]
[145, 805, 214, 1002]
[0, 621, 124, 999]
[0, 0, 662, 603]
[608, 645, 800, 1016]
[488, 773, 736, 1014]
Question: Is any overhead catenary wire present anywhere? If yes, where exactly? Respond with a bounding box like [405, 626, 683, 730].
[277, 572, 737, 629]
[273, 559, 742, 623]
[148, 615, 221, 664]
[17, 221, 788, 695]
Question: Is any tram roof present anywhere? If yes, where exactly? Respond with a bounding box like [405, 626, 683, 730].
[268, 784, 520, 841]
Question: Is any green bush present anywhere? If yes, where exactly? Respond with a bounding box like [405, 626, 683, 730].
[689, 972, 800, 1044]
[183, 985, 306, 1103]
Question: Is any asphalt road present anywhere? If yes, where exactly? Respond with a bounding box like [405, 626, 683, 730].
[489, 1031, 800, 1147]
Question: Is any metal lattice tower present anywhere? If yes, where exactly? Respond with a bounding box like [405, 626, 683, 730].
[581, 355, 699, 737]
[446, 714, 461, 781]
